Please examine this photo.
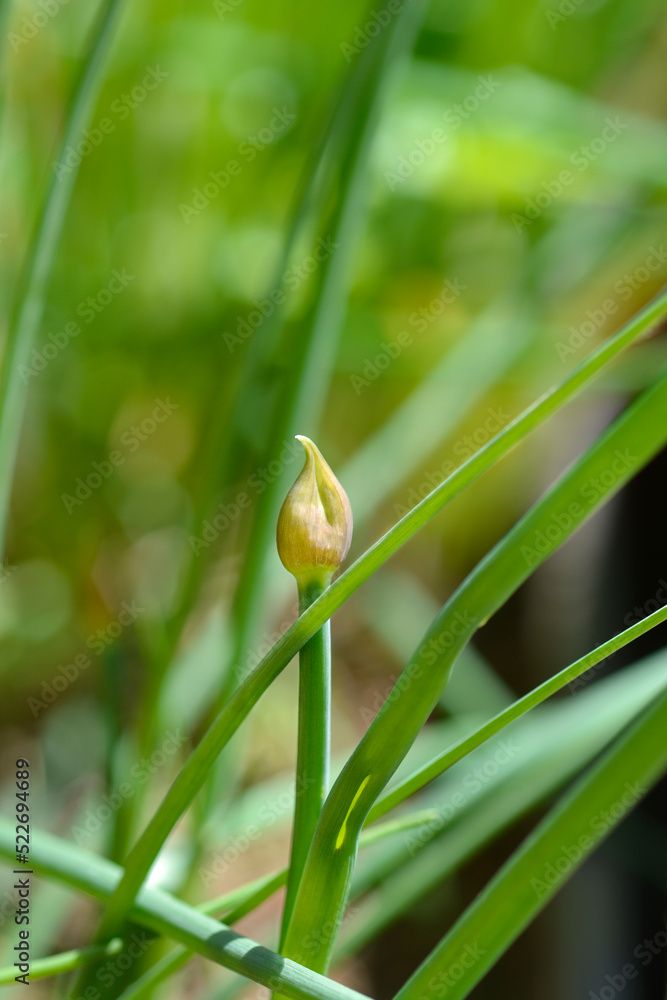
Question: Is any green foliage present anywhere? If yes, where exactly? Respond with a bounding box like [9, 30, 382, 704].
[1, 0, 667, 998]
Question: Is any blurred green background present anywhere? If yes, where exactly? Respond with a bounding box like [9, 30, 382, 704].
[1, 0, 666, 997]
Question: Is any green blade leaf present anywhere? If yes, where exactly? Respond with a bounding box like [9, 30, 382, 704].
[369, 601, 667, 822]
[0, 0, 125, 558]
[394, 681, 667, 1000]
[338, 648, 667, 960]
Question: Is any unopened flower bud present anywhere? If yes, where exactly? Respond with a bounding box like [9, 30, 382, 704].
[277, 436, 353, 587]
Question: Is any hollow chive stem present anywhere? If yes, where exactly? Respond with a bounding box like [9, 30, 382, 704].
[275, 435, 352, 948]
[281, 576, 332, 941]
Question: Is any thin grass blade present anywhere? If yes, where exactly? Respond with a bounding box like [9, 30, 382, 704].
[0, 0, 125, 559]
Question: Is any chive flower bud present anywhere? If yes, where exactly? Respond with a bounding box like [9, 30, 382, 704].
[277, 435, 353, 587]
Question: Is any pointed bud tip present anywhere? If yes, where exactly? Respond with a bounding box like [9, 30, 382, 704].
[277, 435, 353, 586]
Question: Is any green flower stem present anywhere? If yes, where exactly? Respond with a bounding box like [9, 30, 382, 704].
[281, 578, 332, 944]
[88, 290, 667, 951]
[368, 601, 667, 824]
